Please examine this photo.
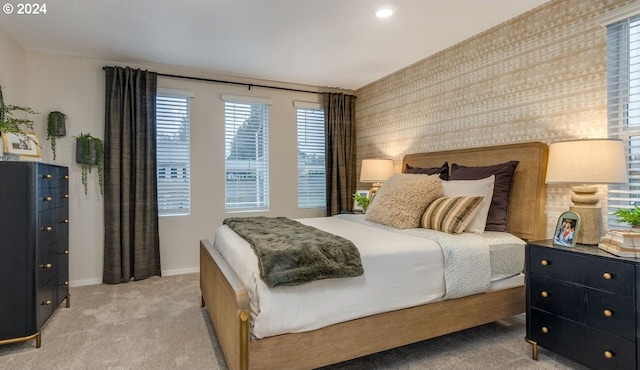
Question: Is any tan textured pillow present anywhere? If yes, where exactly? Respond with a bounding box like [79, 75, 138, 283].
[366, 174, 442, 229]
[422, 196, 484, 234]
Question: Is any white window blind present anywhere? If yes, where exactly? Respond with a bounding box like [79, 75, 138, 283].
[607, 15, 640, 228]
[156, 94, 191, 216]
[224, 101, 270, 211]
[296, 106, 326, 208]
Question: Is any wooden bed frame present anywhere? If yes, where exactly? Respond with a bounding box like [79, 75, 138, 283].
[200, 141, 549, 370]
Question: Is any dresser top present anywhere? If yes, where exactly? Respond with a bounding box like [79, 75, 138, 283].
[529, 239, 640, 264]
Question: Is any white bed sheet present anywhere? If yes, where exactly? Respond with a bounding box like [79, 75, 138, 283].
[214, 216, 446, 339]
[213, 215, 526, 339]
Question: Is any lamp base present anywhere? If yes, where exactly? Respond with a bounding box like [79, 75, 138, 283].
[369, 182, 383, 198]
[570, 185, 602, 246]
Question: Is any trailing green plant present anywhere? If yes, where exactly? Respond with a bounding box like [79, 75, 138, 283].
[0, 86, 38, 142]
[47, 111, 66, 160]
[353, 193, 371, 213]
[75, 133, 104, 195]
[613, 206, 640, 228]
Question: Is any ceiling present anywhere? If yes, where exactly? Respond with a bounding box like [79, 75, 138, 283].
[0, 0, 549, 90]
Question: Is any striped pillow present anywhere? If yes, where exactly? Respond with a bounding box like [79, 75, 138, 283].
[422, 196, 484, 234]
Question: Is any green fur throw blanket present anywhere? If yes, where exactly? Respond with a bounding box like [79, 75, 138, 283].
[223, 217, 364, 288]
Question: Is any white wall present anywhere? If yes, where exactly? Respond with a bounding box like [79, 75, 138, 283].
[0, 27, 28, 110]
[22, 52, 329, 286]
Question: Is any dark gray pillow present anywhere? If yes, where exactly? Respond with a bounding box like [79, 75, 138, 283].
[404, 162, 449, 180]
[450, 161, 519, 232]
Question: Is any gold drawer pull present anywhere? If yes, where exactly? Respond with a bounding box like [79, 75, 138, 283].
[604, 351, 613, 359]
[44, 196, 52, 202]
[44, 174, 52, 179]
[63, 194, 69, 198]
[43, 300, 52, 305]
[64, 175, 69, 179]
[540, 260, 549, 266]
[61, 250, 69, 255]
[604, 309, 613, 317]
[540, 291, 549, 298]
[63, 219, 69, 224]
[603, 272, 612, 280]
[44, 226, 53, 232]
[42, 263, 52, 269]
[60, 281, 69, 286]
[541, 326, 549, 334]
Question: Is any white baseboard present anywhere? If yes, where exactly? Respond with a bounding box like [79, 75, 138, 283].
[69, 267, 200, 287]
[162, 267, 200, 276]
[70, 278, 103, 287]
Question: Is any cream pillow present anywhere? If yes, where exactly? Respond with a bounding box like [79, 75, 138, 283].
[422, 196, 484, 234]
[441, 175, 495, 234]
[366, 174, 442, 229]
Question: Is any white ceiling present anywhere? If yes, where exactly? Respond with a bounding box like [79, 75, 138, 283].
[0, 0, 549, 90]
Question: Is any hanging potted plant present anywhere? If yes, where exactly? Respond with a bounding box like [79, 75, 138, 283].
[47, 111, 66, 160]
[75, 132, 104, 195]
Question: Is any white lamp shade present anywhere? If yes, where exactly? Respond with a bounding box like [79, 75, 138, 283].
[545, 139, 628, 184]
[360, 159, 394, 183]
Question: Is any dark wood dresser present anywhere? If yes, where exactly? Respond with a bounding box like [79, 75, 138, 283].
[0, 162, 70, 348]
[526, 239, 638, 369]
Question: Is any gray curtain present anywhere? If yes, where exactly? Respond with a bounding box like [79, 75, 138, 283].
[324, 93, 357, 216]
[103, 66, 160, 284]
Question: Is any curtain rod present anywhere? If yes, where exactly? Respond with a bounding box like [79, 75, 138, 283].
[102, 66, 325, 95]
[157, 73, 323, 95]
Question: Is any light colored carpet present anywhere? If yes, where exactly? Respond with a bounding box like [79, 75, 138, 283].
[0, 273, 586, 369]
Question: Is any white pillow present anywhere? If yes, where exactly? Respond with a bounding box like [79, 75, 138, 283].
[441, 175, 495, 234]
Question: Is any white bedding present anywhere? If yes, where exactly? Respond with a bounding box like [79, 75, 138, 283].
[213, 215, 525, 339]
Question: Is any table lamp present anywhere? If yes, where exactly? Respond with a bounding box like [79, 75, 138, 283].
[360, 159, 393, 195]
[545, 139, 628, 245]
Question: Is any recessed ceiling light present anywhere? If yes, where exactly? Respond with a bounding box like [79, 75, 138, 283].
[374, 7, 394, 18]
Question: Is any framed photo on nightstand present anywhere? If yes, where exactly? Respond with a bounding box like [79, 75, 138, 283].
[553, 211, 580, 248]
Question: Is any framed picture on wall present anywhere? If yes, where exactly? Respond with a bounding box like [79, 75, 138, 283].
[2, 131, 41, 160]
[552, 211, 580, 248]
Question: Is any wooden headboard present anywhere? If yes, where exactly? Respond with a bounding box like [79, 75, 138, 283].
[402, 142, 548, 241]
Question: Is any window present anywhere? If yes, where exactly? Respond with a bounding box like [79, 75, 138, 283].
[607, 12, 640, 229]
[156, 93, 191, 216]
[296, 103, 325, 208]
[224, 95, 270, 211]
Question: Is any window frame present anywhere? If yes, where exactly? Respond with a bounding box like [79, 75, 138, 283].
[295, 101, 326, 209]
[223, 95, 271, 212]
[156, 90, 192, 217]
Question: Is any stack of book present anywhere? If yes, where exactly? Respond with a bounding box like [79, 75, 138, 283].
[599, 230, 640, 257]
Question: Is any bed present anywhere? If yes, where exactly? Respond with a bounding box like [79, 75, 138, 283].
[200, 142, 548, 370]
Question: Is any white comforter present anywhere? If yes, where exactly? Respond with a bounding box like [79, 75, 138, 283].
[213, 215, 519, 339]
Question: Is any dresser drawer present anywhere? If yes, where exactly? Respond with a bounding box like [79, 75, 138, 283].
[37, 165, 69, 189]
[528, 308, 587, 359]
[587, 260, 634, 297]
[54, 266, 69, 308]
[37, 210, 56, 247]
[37, 187, 69, 211]
[529, 275, 587, 323]
[36, 278, 56, 329]
[588, 289, 635, 340]
[37, 236, 68, 288]
[585, 327, 636, 369]
[529, 246, 634, 297]
[53, 207, 69, 241]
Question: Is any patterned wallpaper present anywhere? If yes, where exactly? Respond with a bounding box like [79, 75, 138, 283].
[354, 0, 633, 238]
